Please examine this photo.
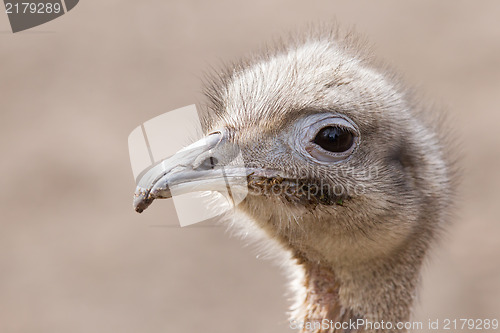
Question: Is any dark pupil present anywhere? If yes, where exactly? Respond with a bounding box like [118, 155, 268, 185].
[313, 126, 354, 153]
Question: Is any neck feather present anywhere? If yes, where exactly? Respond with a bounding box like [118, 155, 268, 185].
[290, 247, 423, 333]
[292, 256, 361, 333]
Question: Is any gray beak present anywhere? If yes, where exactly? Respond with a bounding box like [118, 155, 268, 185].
[133, 132, 249, 213]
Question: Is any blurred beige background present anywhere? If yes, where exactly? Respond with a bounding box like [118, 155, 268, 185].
[1, 1, 499, 332]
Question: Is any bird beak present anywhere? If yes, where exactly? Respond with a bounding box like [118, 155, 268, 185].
[133, 132, 249, 213]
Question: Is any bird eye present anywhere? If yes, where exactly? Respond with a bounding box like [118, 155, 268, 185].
[313, 126, 354, 153]
[295, 114, 360, 164]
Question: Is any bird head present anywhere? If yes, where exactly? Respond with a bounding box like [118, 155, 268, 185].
[133, 35, 452, 268]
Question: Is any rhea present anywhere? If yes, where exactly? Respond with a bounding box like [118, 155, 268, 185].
[133, 30, 455, 332]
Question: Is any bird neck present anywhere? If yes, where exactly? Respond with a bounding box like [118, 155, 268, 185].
[291, 247, 421, 333]
[291, 257, 361, 333]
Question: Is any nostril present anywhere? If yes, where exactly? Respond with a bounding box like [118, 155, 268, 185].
[195, 156, 219, 170]
[208, 157, 218, 169]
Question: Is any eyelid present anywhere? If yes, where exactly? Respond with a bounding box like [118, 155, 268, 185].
[311, 117, 356, 134]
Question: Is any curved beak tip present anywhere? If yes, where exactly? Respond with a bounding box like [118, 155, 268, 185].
[134, 198, 150, 213]
[133, 188, 153, 213]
